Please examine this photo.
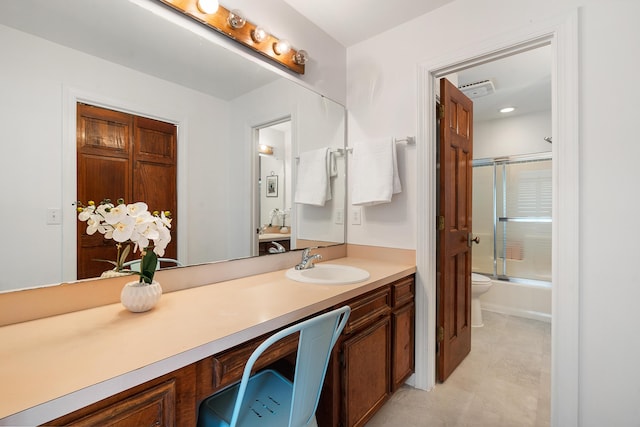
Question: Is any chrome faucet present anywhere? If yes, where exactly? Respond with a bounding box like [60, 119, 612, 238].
[295, 247, 322, 270]
[268, 241, 286, 253]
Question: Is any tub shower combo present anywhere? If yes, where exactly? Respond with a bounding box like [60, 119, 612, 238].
[471, 152, 552, 323]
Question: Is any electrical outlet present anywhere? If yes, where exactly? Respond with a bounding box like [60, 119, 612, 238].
[351, 207, 362, 225]
[47, 208, 62, 225]
[335, 209, 344, 225]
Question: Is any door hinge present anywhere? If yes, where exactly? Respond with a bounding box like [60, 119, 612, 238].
[437, 326, 444, 342]
[437, 216, 445, 231]
[438, 104, 445, 119]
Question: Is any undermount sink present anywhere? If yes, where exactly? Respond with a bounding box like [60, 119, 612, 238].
[285, 264, 370, 285]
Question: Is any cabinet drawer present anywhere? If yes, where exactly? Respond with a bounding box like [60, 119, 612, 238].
[391, 275, 415, 308]
[65, 380, 176, 427]
[209, 332, 298, 391]
[343, 287, 391, 335]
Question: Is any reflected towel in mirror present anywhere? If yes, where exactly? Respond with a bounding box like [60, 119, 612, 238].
[352, 138, 402, 206]
[294, 147, 331, 206]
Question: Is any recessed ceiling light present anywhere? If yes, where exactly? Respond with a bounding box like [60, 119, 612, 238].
[500, 107, 516, 113]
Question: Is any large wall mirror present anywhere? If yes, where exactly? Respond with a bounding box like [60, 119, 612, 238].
[0, 0, 346, 292]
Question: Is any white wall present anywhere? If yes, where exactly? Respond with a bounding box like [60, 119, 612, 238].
[346, 0, 640, 424]
[475, 110, 552, 159]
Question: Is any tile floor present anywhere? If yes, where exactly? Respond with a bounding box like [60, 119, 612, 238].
[366, 311, 551, 427]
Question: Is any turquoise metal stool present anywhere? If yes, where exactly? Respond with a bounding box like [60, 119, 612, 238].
[198, 305, 350, 427]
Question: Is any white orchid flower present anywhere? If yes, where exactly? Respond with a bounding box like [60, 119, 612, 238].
[78, 199, 173, 265]
[111, 215, 135, 242]
[159, 211, 172, 228]
[78, 205, 95, 221]
[104, 204, 128, 225]
[152, 227, 171, 256]
[142, 223, 160, 241]
[85, 216, 100, 235]
[96, 203, 112, 216]
[127, 202, 148, 217]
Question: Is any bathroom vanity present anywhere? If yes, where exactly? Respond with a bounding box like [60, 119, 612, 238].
[0, 249, 415, 427]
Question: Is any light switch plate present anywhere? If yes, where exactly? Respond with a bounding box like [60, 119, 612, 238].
[351, 207, 361, 225]
[47, 208, 62, 225]
[335, 209, 344, 225]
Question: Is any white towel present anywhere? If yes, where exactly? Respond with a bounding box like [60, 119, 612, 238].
[351, 139, 402, 206]
[294, 147, 331, 206]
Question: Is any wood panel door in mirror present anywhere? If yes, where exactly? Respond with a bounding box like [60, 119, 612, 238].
[76, 104, 177, 279]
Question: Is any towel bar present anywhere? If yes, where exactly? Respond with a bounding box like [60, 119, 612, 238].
[393, 136, 415, 144]
[295, 148, 347, 161]
[344, 136, 416, 154]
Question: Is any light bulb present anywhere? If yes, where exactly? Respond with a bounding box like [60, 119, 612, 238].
[293, 49, 308, 65]
[252, 26, 268, 43]
[197, 0, 218, 14]
[499, 107, 515, 113]
[227, 10, 246, 29]
[273, 39, 291, 55]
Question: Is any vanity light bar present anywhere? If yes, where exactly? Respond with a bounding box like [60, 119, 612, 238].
[159, 0, 306, 74]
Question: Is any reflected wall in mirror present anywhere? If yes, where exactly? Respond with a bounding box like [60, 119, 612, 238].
[0, 0, 346, 292]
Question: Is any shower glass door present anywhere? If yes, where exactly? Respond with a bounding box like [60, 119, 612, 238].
[472, 153, 552, 283]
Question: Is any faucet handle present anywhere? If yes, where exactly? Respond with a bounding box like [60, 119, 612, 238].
[302, 246, 317, 258]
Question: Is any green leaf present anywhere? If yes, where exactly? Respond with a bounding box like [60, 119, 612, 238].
[139, 249, 158, 284]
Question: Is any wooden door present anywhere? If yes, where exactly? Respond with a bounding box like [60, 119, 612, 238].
[436, 78, 473, 382]
[77, 104, 177, 279]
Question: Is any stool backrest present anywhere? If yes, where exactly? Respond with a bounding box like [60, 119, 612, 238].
[230, 305, 350, 427]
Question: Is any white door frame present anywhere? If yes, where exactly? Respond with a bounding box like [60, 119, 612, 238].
[415, 10, 579, 426]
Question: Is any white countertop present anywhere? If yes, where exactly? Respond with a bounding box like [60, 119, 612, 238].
[0, 256, 415, 426]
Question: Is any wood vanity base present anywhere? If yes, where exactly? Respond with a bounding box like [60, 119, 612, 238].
[44, 275, 415, 427]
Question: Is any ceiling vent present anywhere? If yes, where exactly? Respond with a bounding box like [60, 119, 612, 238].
[458, 79, 495, 99]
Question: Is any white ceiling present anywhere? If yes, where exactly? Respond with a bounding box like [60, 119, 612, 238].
[282, 0, 454, 47]
[453, 45, 552, 122]
[283, 0, 551, 122]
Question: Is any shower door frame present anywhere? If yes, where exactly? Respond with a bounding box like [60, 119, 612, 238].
[473, 152, 553, 285]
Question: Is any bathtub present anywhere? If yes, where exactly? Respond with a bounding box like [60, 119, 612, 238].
[479, 277, 551, 323]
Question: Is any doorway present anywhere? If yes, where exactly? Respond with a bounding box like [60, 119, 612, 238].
[415, 13, 580, 426]
[253, 118, 292, 257]
[436, 45, 553, 384]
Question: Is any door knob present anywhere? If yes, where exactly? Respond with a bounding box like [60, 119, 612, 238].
[471, 236, 480, 244]
[468, 234, 480, 246]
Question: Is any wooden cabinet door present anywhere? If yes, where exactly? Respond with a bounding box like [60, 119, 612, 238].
[65, 380, 176, 427]
[341, 317, 391, 427]
[391, 301, 415, 392]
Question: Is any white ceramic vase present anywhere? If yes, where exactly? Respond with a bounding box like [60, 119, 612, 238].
[120, 280, 162, 313]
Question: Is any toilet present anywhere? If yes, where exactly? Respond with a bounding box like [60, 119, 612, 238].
[471, 273, 493, 327]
